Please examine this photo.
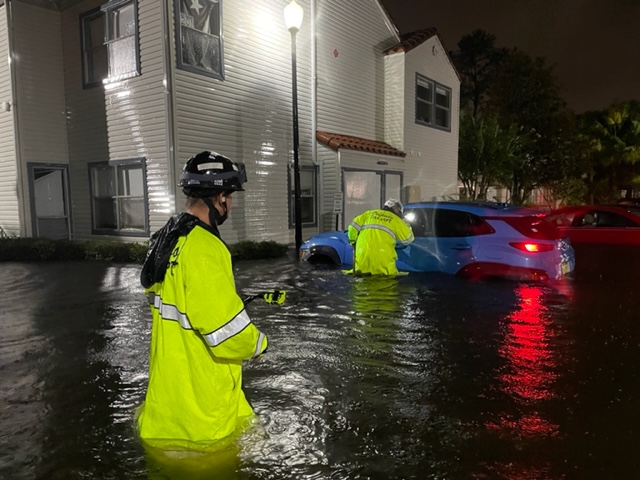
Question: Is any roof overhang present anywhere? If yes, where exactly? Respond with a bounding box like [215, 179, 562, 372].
[316, 131, 406, 158]
[12, 0, 85, 11]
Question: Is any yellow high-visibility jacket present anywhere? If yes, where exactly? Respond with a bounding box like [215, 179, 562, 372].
[347, 208, 414, 275]
[137, 222, 268, 453]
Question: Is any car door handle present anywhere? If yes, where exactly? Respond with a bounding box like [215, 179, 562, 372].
[450, 244, 472, 250]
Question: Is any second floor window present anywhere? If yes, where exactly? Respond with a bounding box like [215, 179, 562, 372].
[81, 0, 140, 88]
[81, 9, 107, 86]
[105, 0, 139, 79]
[175, 0, 224, 79]
[416, 74, 451, 131]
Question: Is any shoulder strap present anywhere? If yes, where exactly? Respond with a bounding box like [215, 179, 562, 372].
[140, 213, 199, 288]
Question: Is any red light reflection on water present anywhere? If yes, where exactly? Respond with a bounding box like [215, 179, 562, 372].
[485, 284, 560, 439]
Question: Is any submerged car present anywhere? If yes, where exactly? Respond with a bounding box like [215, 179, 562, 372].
[546, 204, 640, 246]
[300, 201, 575, 281]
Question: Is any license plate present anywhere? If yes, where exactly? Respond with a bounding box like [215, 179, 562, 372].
[561, 261, 570, 275]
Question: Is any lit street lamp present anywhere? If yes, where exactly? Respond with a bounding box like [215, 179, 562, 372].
[284, 0, 303, 255]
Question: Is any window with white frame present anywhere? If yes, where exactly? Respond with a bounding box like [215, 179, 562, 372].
[104, 0, 139, 78]
[175, 0, 224, 79]
[289, 166, 317, 227]
[416, 74, 451, 131]
[81, 0, 139, 88]
[89, 159, 148, 236]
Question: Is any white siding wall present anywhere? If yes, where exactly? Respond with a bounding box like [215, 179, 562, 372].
[317, 144, 338, 231]
[104, 0, 171, 235]
[4, 0, 459, 243]
[61, 0, 108, 240]
[61, 0, 169, 240]
[383, 53, 405, 150]
[315, 0, 397, 140]
[12, 2, 68, 236]
[172, 0, 313, 245]
[0, 3, 20, 236]
[314, 0, 398, 232]
[402, 36, 460, 201]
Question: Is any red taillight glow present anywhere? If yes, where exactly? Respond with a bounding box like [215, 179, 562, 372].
[509, 242, 554, 253]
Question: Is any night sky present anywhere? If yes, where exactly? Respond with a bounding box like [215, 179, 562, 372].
[383, 0, 640, 113]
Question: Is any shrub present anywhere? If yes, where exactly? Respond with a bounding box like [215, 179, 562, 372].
[0, 238, 52, 261]
[0, 238, 288, 263]
[229, 240, 289, 260]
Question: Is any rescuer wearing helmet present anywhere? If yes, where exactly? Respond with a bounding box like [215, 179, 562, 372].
[347, 198, 414, 275]
[137, 151, 268, 454]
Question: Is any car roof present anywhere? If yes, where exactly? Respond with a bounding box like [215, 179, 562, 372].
[548, 204, 640, 222]
[404, 201, 545, 217]
[607, 204, 640, 213]
[550, 204, 640, 214]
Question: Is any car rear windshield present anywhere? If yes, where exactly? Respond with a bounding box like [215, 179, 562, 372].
[500, 216, 561, 240]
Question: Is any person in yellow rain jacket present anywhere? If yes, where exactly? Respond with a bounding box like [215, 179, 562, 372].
[347, 198, 414, 275]
[137, 151, 268, 454]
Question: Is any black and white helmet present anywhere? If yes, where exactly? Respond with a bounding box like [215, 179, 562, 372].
[179, 151, 247, 198]
[383, 198, 404, 215]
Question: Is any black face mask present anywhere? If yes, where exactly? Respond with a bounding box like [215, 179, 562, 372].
[202, 196, 228, 227]
[213, 202, 228, 225]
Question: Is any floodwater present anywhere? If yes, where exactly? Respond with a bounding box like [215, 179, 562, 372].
[1, 245, 640, 480]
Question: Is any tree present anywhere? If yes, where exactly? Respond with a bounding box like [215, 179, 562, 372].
[485, 50, 573, 204]
[458, 107, 522, 200]
[579, 101, 640, 202]
[452, 31, 597, 206]
[449, 29, 508, 118]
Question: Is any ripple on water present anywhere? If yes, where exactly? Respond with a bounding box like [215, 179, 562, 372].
[2, 258, 640, 479]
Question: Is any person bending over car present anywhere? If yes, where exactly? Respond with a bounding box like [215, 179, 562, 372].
[347, 198, 414, 275]
[137, 151, 268, 455]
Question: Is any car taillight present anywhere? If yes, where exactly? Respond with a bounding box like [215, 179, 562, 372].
[509, 242, 554, 253]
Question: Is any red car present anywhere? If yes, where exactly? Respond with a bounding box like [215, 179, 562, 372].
[546, 205, 640, 246]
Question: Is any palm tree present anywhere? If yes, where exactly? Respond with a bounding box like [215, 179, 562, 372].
[582, 102, 640, 202]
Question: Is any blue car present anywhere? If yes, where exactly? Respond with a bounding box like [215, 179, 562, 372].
[300, 201, 575, 281]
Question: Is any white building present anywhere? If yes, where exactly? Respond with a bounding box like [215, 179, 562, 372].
[0, 0, 459, 244]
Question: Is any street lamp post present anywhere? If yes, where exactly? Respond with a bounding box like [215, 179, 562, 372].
[284, 0, 304, 255]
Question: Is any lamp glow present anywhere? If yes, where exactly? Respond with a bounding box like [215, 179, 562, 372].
[284, 0, 304, 32]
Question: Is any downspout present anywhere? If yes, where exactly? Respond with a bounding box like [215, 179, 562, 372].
[337, 149, 342, 229]
[5, 0, 27, 236]
[161, 0, 177, 214]
[310, 0, 325, 231]
[310, 0, 317, 166]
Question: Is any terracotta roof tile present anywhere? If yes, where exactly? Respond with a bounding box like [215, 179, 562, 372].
[384, 27, 438, 55]
[316, 131, 406, 158]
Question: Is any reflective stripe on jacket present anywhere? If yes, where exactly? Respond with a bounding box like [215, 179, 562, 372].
[347, 208, 414, 275]
[137, 224, 268, 452]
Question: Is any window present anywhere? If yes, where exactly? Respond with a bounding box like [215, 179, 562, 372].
[81, 0, 139, 88]
[416, 74, 451, 131]
[89, 159, 148, 236]
[175, 0, 224, 79]
[289, 166, 317, 228]
[404, 208, 490, 238]
[104, 0, 139, 79]
[576, 210, 636, 228]
[81, 9, 107, 87]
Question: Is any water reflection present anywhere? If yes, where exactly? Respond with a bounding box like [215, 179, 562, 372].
[485, 283, 561, 479]
[2, 259, 640, 479]
[348, 275, 406, 363]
